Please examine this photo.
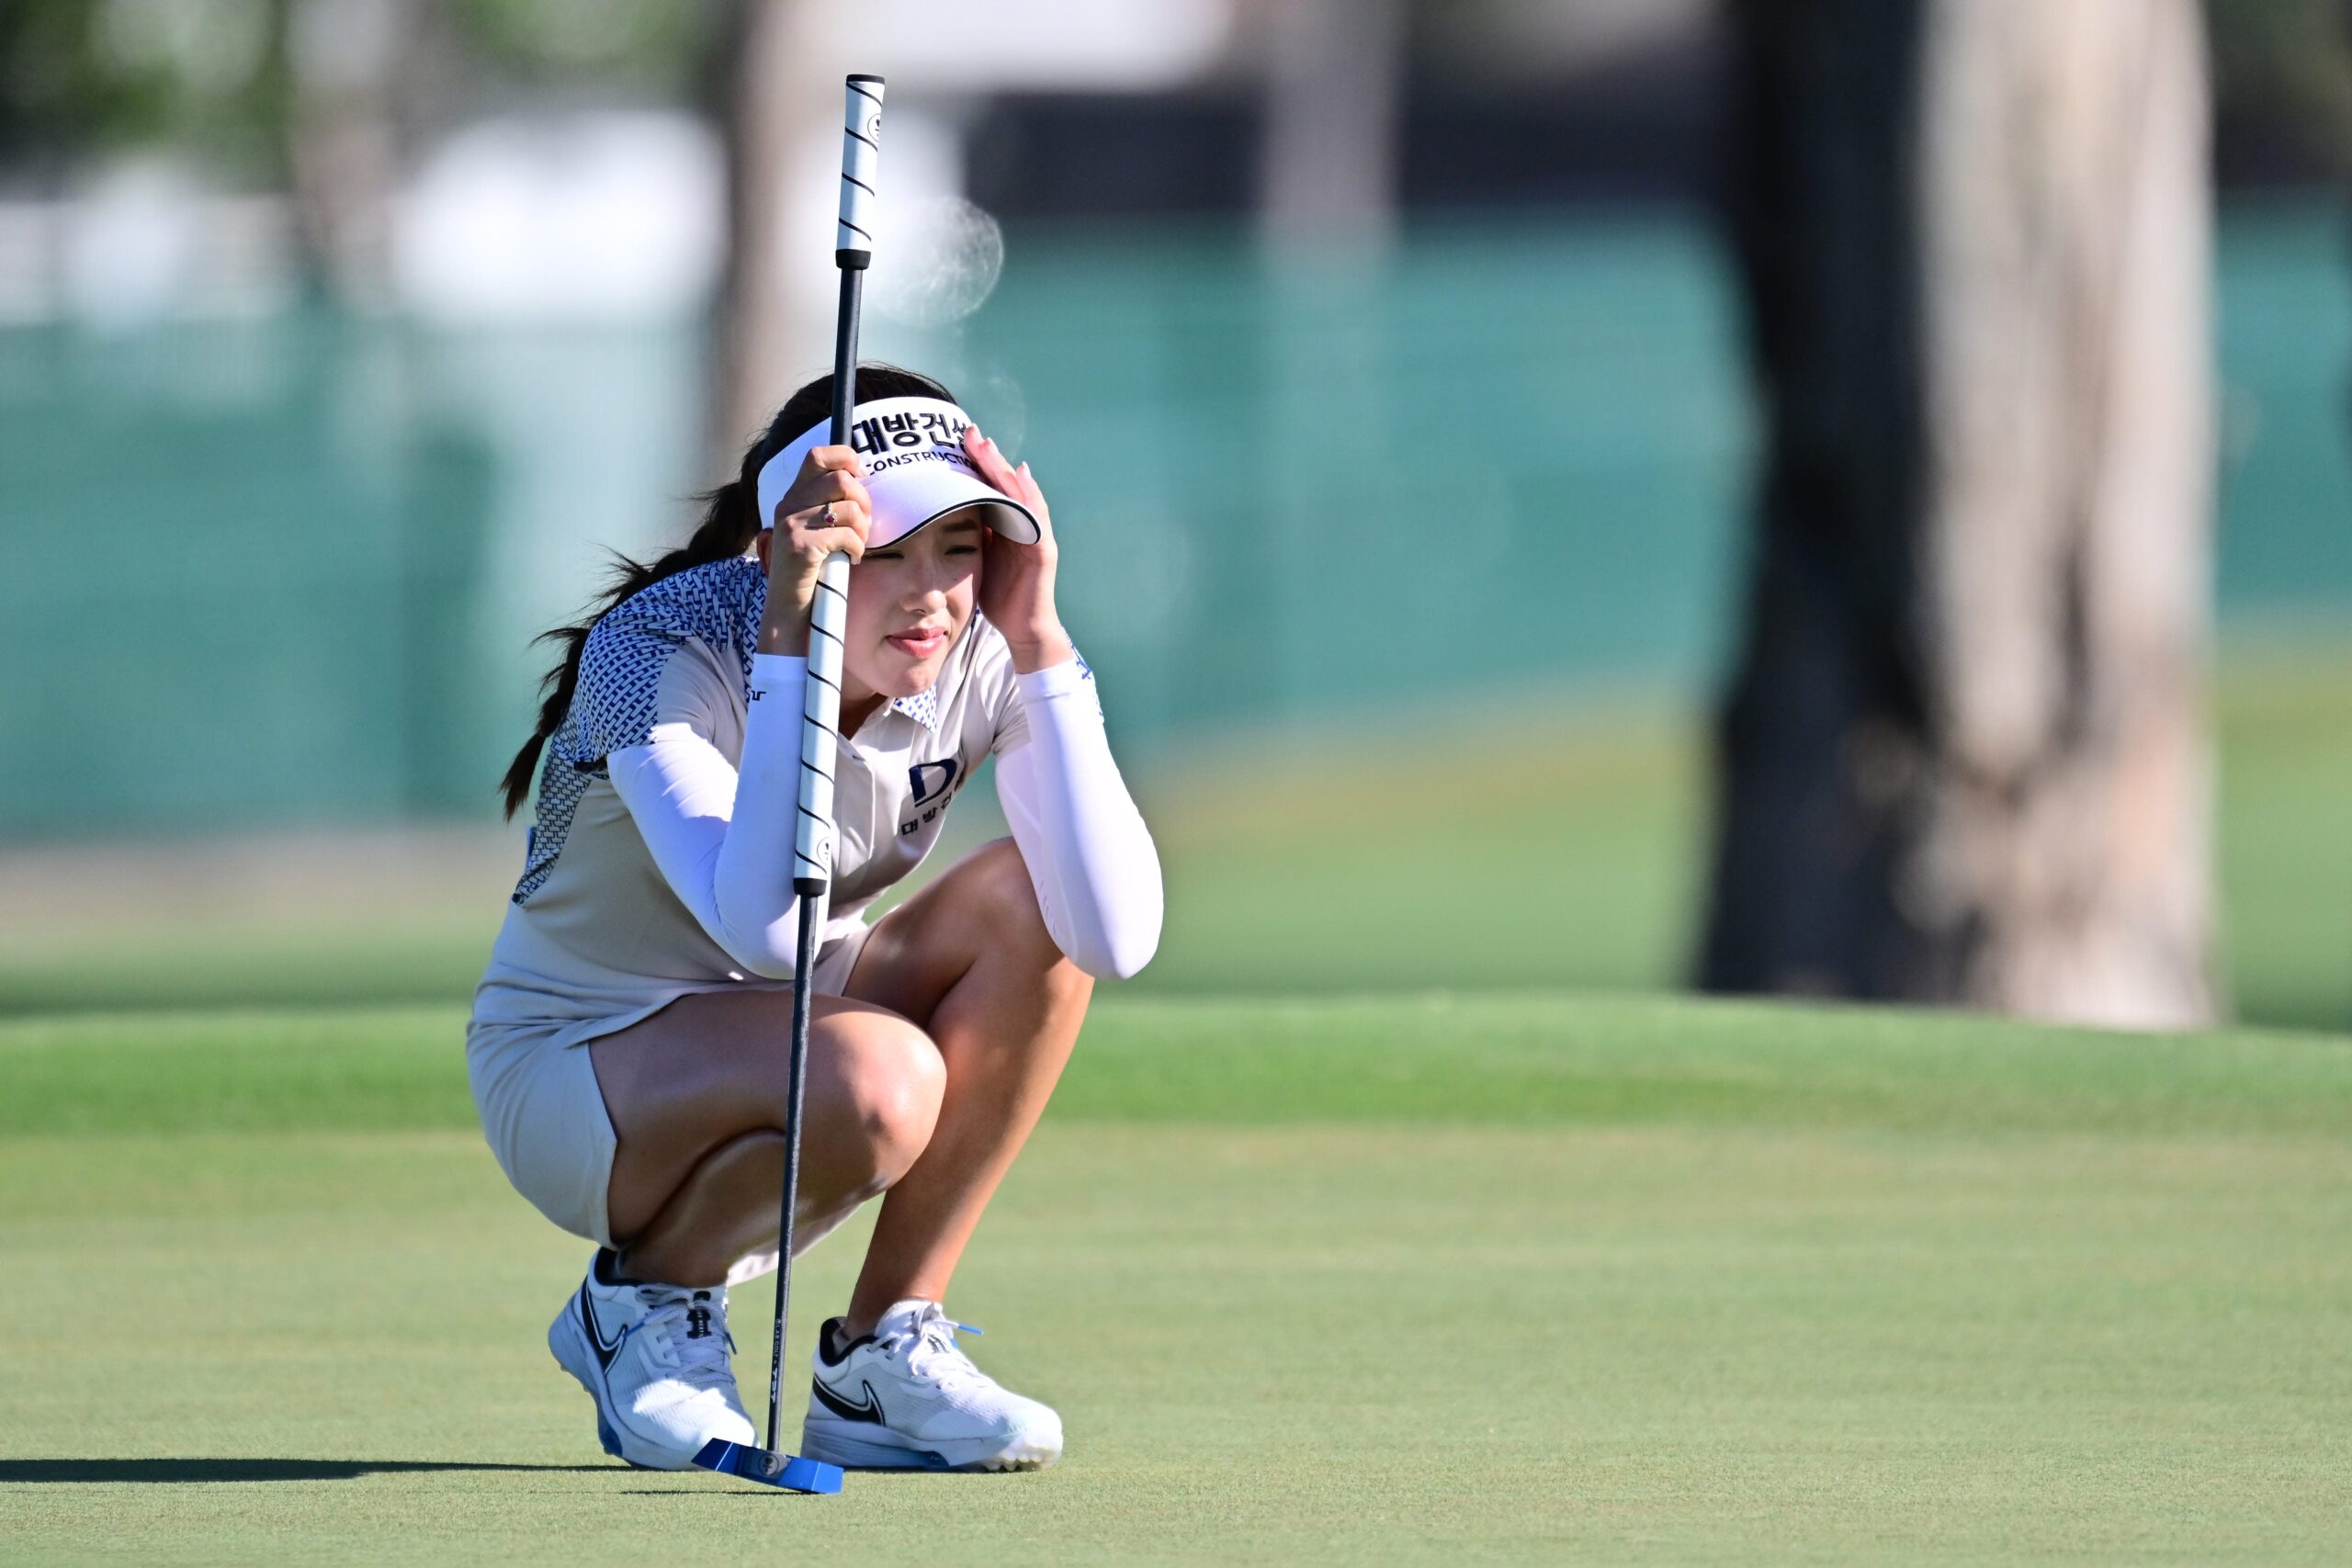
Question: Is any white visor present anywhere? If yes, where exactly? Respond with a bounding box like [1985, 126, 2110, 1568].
[754, 395, 1040, 548]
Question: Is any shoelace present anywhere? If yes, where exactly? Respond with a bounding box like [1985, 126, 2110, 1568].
[877, 1305, 990, 1393]
[633, 1289, 738, 1388]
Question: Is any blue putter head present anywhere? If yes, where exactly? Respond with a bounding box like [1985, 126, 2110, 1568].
[693, 1438, 845, 1495]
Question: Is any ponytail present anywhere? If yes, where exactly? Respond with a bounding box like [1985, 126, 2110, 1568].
[497, 476, 763, 818]
[497, 362, 958, 819]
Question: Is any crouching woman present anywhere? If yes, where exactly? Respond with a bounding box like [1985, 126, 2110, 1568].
[466, 366, 1160, 1472]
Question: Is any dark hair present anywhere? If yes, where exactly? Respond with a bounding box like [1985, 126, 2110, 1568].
[498, 363, 955, 818]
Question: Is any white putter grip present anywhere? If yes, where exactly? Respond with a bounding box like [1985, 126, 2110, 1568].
[793, 554, 850, 897]
[837, 76, 883, 263]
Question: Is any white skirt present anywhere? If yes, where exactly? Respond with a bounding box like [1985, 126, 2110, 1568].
[466, 923, 876, 1248]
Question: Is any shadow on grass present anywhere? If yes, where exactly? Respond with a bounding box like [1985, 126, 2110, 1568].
[0, 1459, 613, 1483]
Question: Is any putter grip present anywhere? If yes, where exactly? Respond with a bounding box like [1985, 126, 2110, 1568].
[793, 550, 851, 895]
[837, 75, 885, 265]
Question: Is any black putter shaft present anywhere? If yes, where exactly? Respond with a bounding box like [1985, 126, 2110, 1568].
[766, 863, 821, 1450]
[763, 77, 880, 1458]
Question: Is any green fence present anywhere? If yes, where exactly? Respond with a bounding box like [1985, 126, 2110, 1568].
[1, 205, 2345, 839]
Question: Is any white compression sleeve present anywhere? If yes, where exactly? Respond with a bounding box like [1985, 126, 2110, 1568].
[997, 658, 1164, 980]
[605, 652, 810, 978]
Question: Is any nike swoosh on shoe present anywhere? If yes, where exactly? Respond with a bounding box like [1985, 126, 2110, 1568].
[811, 1378, 887, 1426]
[580, 1289, 625, 1371]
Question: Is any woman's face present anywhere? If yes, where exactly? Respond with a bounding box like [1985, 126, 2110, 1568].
[840, 512, 983, 702]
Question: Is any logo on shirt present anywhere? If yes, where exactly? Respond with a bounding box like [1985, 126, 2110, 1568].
[899, 758, 965, 838]
[909, 759, 959, 806]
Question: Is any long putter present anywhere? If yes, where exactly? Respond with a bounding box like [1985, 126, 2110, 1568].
[693, 70, 885, 1497]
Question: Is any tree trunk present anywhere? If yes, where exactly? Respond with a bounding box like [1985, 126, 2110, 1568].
[1699, 0, 2219, 1029]
[285, 0, 407, 304]
[1258, 0, 1409, 252]
[707, 0, 842, 464]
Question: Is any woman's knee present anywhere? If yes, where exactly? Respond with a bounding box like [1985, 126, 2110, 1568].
[835, 1015, 945, 1184]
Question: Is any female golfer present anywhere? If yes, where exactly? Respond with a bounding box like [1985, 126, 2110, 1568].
[468, 365, 1161, 1473]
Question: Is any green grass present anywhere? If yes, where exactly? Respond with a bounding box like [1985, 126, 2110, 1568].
[5, 994, 2351, 1564]
[4, 646, 2344, 1030]
[2213, 650, 2352, 1031]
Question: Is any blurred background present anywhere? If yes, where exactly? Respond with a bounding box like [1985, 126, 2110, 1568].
[0, 0, 2344, 1032]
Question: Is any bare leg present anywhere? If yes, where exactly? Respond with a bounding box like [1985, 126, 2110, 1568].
[588, 990, 944, 1286]
[583, 835, 1091, 1313]
[837, 839, 1094, 1334]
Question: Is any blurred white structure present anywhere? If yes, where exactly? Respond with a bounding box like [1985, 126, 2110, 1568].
[392, 112, 725, 326]
[865, 0, 1230, 90]
[39, 162, 297, 331]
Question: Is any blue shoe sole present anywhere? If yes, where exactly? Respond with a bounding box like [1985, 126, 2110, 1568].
[800, 1428, 956, 1471]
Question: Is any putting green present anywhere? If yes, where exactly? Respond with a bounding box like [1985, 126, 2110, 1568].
[4, 995, 2350, 1563]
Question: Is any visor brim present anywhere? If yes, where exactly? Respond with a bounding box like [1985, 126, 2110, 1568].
[866, 456, 1041, 548]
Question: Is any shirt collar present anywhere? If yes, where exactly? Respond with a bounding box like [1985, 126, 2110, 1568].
[888, 687, 940, 732]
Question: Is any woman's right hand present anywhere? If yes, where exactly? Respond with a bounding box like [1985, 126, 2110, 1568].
[759, 446, 871, 652]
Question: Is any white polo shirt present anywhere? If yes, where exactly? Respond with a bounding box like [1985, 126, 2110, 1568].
[472, 555, 1080, 1046]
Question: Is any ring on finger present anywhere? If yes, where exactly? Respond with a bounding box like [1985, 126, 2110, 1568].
[820, 505, 835, 525]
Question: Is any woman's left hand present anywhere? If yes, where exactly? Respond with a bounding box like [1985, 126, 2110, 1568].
[964, 425, 1075, 673]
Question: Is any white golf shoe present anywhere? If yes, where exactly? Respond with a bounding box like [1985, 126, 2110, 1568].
[548, 1250, 757, 1470]
[802, 1299, 1064, 1472]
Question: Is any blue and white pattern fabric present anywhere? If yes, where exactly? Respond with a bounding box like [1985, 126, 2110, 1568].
[514, 558, 767, 903]
[889, 686, 939, 731]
